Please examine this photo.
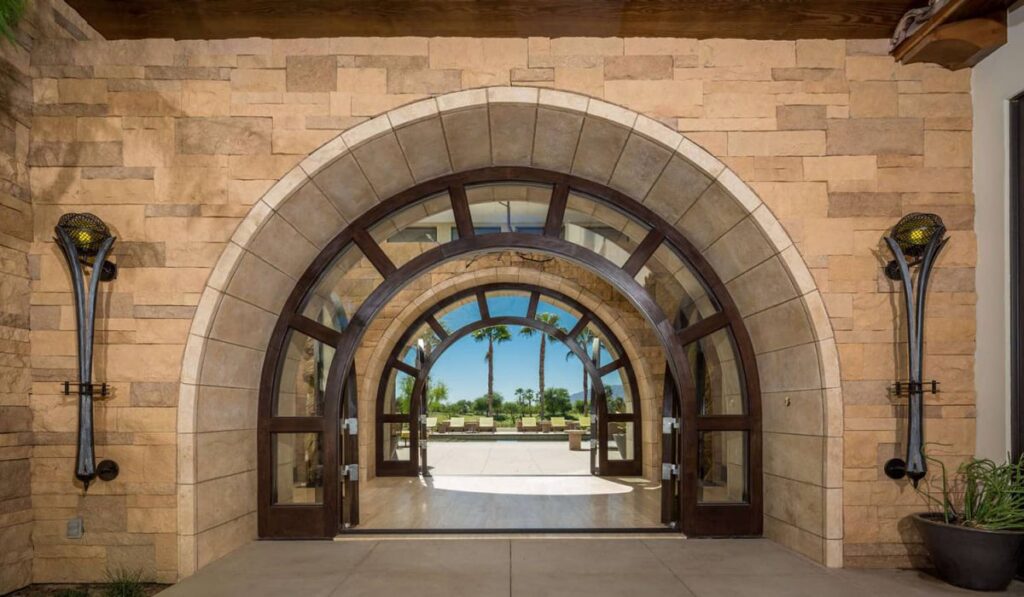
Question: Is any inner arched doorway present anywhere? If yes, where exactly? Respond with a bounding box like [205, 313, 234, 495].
[258, 168, 762, 538]
[374, 282, 645, 479]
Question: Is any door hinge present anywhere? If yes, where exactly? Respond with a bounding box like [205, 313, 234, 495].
[343, 418, 358, 435]
[662, 417, 679, 434]
[341, 464, 359, 481]
[662, 463, 679, 480]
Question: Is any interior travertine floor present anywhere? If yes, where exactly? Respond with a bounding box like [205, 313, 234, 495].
[161, 538, 1024, 597]
[360, 441, 662, 529]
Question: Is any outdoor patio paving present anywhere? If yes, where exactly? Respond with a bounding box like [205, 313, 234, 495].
[424, 438, 592, 475]
[159, 537, 1024, 596]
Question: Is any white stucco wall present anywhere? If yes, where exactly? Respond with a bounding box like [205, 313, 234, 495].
[973, 5, 1024, 459]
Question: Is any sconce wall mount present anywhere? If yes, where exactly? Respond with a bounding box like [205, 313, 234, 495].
[54, 212, 118, 491]
[883, 212, 948, 487]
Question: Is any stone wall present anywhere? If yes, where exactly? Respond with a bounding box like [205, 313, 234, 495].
[16, 12, 976, 581]
[1, 1, 101, 592]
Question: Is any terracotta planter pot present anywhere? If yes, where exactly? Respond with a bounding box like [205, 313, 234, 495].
[914, 513, 1024, 591]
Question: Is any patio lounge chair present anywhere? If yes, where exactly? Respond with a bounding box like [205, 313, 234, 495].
[426, 417, 437, 436]
[518, 417, 539, 432]
[449, 417, 466, 432]
[477, 416, 496, 432]
[578, 415, 591, 431]
[550, 416, 567, 431]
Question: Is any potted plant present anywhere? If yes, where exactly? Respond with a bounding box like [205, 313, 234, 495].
[914, 454, 1024, 591]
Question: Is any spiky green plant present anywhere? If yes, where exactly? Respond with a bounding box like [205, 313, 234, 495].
[918, 450, 1024, 531]
[104, 567, 146, 597]
[0, 0, 26, 42]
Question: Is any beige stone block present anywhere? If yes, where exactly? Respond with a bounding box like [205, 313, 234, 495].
[429, 38, 527, 69]
[196, 430, 256, 482]
[776, 105, 826, 131]
[803, 156, 876, 182]
[271, 128, 336, 155]
[196, 512, 256, 570]
[285, 55, 336, 92]
[175, 117, 271, 156]
[704, 92, 777, 119]
[58, 79, 108, 104]
[330, 37, 428, 55]
[604, 55, 673, 80]
[746, 298, 814, 354]
[196, 471, 256, 532]
[532, 106, 585, 173]
[351, 131, 415, 199]
[604, 79, 702, 118]
[923, 130, 971, 168]
[849, 81, 897, 118]
[230, 69, 286, 93]
[571, 116, 630, 183]
[550, 37, 623, 56]
[826, 118, 923, 156]
[898, 93, 971, 118]
[198, 338, 264, 390]
[312, 152, 378, 221]
[701, 40, 795, 68]
[728, 131, 825, 157]
[552, 67, 604, 97]
[796, 40, 845, 68]
[441, 106, 492, 172]
[489, 103, 537, 166]
[209, 294, 277, 351]
[727, 255, 799, 316]
[624, 38, 698, 56]
[77, 117, 123, 142]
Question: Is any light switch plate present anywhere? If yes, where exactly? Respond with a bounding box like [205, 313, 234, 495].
[67, 516, 83, 539]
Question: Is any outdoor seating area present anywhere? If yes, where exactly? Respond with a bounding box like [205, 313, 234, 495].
[425, 415, 592, 435]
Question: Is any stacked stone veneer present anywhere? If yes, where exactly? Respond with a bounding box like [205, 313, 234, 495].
[9, 12, 975, 586]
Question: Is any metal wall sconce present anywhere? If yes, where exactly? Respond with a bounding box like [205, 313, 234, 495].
[882, 213, 948, 487]
[54, 213, 119, 491]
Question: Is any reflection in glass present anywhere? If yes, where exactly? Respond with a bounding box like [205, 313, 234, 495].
[302, 243, 383, 332]
[436, 297, 481, 331]
[537, 299, 579, 330]
[639, 243, 718, 327]
[370, 191, 452, 267]
[698, 431, 748, 503]
[688, 328, 745, 415]
[465, 182, 552, 235]
[485, 290, 531, 318]
[563, 192, 650, 268]
[272, 433, 323, 504]
[382, 422, 412, 462]
[601, 369, 632, 414]
[383, 368, 414, 415]
[606, 422, 635, 461]
[275, 330, 333, 417]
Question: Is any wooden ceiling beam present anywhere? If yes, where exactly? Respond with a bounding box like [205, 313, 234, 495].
[65, 0, 922, 41]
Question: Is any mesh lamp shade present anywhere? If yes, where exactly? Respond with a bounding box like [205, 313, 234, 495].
[57, 212, 112, 256]
[884, 212, 946, 280]
[890, 212, 945, 257]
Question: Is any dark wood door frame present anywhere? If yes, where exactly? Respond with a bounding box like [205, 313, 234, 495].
[1011, 92, 1024, 460]
[257, 167, 763, 539]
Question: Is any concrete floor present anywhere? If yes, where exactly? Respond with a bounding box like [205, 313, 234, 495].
[424, 440, 592, 475]
[363, 441, 662, 529]
[159, 537, 1024, 596]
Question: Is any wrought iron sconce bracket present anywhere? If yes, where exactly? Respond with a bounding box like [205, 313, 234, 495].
[882, 213, 948, 487]
[54, 214, 117, 492]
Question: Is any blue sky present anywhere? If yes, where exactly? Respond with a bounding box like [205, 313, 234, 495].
[429, 296, 587, 402]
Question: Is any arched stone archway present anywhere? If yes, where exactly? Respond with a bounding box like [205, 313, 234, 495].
[177, 86, 841, 575]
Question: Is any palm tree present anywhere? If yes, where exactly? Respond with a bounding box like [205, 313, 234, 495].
[519, 313, 563, 419]
[566, 327, 597, 414]
[471, 325, 511, 415]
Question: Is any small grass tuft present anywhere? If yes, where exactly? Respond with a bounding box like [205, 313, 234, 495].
[55, 589, 90, 597]
[103, 568, 146, 597]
